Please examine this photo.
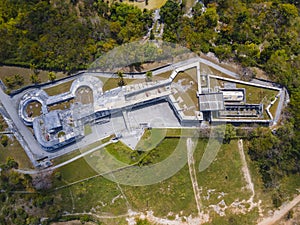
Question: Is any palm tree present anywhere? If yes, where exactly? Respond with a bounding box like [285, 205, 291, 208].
[146, 71, 153, 82]
[117, 71, 126, 86]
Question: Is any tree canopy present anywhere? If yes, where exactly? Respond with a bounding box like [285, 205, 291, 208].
[0, 0, 152, 73]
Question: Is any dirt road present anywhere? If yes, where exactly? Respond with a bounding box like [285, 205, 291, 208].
[258, 194, 300, 225]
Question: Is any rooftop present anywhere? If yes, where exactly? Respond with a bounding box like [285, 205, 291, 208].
[44, 111, 62, 132]
[199, 93, 224, 111]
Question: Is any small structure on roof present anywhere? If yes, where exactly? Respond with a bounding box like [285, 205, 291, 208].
[44, 111, 62, 133]
[199, 93, 224, 111]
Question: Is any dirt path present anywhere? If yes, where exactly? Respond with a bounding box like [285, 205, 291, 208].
[186, 138, 202, 217]
[258, 194, 300, 225]
[238, 139, 255, 197]
[237, 139, 263, 214]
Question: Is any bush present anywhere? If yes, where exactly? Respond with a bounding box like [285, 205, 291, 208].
[1, 135, 8, 147]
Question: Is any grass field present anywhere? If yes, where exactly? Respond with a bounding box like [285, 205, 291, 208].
[0, 114, 33, 168]
[50, 137, 267, 224]
[54, 157, 98, 186]
[0, 66, 66, 90]
[105, 141, 138, 165]
[200, 63, 236, 79]
[55, 175, 129, 216]
[43, 80, 74, 96]
[236, 83, 279, 119]
[172, 70, 199, 116]
[236, 84, 278, 105]
[269, 96, 280, 118]
[84, 125, 92, 136]
[48, 99, 74, 111]
[0, 138, 33, 169]
[153, 71, 172, 80]
[135, 128, 166, 151]
[195, 140, 252, 205]
[209, 77, 279, 119]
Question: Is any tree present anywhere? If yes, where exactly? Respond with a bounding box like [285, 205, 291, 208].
[4, 77, 14, 89]
[6, 157, 18, 169]
[224, 124, 236, 144]
[48, 71, 56, 82]
[203, 6, 218, 28]
[13, 74, 24, 86]
[1, 135, 8, 147]
[149, 29, 155, 40]
[145, 71, 152, 82]
[117, 70, 126, 87]
[30, 73, 40, 84]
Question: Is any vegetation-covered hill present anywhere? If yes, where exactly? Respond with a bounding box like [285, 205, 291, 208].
[0, 0, 152, 72]
[0, 0, 299, 222]
[161, 0, 300, 203]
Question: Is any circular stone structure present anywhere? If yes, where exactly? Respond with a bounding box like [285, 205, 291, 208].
[70, 75, 103, 106]
[25, 100, 42, 118]
[75, 86, 94, 105]
[19, 89, 49, 126]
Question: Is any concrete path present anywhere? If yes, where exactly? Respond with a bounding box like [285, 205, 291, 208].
[16, 140, 112, 174]
[0, 89, 45, 166]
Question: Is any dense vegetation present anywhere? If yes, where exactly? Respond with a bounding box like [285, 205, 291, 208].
[0, 0, 152, 72]
[1, 0, 299, 213]
[161, 0, 300, 203]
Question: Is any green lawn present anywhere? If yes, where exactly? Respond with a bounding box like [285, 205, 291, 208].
[269, 96, 280, 118]
[135, 128, 166, 151]
[55, 175, 129, 216]
[43, 80, 74, 96]
[195, 140, 252, 206]
[48, 99, 74, 111]
[105, 141, 138, 165]
[236, 83, 279, 119]
[0, 138, 33, 169]
[53, 157, 98, 186]
[52, 149, 82, 166]
[84, 125, 92, 136]
[121, 162, 198, 217]
[56, 137, 196, 217]
[49, 137, 272, 224]
[236, 83, 278, 105]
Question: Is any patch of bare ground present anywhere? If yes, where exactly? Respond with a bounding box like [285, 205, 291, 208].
[51, 221, 97, 225]
[252, 67, 270, 80]
[200, 52, 240, 74]
[31, 171, 54, 190]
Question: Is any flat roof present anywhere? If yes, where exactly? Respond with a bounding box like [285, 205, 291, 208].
[44, 111, 62, 132]
[199, 93, 224, 111]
